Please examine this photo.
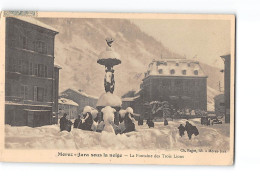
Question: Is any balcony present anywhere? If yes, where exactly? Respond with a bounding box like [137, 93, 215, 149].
[5, 96, 53, 107]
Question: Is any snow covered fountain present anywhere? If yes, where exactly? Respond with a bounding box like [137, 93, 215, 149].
[94, 38, 135, 134]
[96, 37, 122, 111]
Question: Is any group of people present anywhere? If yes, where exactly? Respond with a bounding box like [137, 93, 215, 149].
[178, 121, 199, 140]
[59, 106, 136, 135]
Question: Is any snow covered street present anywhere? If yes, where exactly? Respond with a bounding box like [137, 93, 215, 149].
[5, 118, 230, 151]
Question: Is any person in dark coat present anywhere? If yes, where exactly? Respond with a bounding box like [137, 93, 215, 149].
[74, 115, 82, 129]
[60, 113, 72, 132]
[114, 111, 120, 126]
[185, 121, 192, 131]
[81, 112, 93, 131]
[185, 121, 192, 139]
[96, 111, 103, 123]
[185, 121, 199, 140]
[178, 124, 185, 137]
[187, 125, 199, 139]
[207, 118, 211, 126]
[122, 112, 135, 133]
[147, 118, 154, 128]
[164, 119, 168, 126]
[138, 117, 143, 126]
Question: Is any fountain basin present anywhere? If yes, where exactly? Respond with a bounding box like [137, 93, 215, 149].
[96, 92, 122, 111]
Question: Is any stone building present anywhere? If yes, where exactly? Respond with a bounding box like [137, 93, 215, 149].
[214, 94, 225, 117]
[220, 54, 231, 123]
[5, 17, 60, 127]
[60, 88, 98, 114]
[124, 59, 208, 116]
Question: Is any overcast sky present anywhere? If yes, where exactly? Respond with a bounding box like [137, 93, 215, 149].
[131, 19, 231, 68]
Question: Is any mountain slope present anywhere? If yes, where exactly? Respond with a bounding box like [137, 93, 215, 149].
[39, 18, 222, 108]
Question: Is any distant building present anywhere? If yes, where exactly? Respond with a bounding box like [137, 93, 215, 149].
[122, 96, 139, 110]
[220, 54, 231, 123]
[5, 17, 59, 127]
[58, 98, 79, 119]
[60, 88, 98, 114]
[124, 59, 208, 115]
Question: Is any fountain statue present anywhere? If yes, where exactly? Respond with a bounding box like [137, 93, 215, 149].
[96, 38, 122, 112]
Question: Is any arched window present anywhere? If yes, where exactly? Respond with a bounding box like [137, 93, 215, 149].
[158, 69, 163, 74]
[194, 70, 198, 75]
[182, 70, 186, 75]
[170, 69, 175, 74]
[176, 63, 179, 66]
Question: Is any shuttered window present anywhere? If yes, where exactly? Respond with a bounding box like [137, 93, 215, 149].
[33, 86, 47, 102]
[20, 85, 28, 100]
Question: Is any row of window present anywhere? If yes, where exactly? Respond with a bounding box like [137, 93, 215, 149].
[156, 62, 193, 67]
[158, 69, 199, 75]
[21, 85, 47, 102]
[11, 29, 48, 54]
[146, 69, 199, 76]
[7, 58, 48, 78]
[11, 36, 48, 55]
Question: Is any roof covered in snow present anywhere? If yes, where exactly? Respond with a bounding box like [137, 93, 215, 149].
[54, 64, 62, 69]
[122, 95, 140, 102]
[144, 59, 207, 78]
[62, 88, 98, 100]
[13, 17, 58, 33]
[58, 98, 79, 106]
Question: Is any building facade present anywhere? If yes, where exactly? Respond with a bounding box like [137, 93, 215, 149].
[60, 89, 98, 114]
[58, 98, 79, 119]
[214, 94, 225, 117]
[127, 59, 208, 116]
[220, 54, 231, 123]
[5, 17, 60, 127]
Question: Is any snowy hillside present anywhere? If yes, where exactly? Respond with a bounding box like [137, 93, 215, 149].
[38, 18, 222, 108]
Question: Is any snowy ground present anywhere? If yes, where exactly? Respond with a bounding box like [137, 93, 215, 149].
[5, 118, 230, 150]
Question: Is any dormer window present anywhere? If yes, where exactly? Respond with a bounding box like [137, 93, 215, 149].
[170, 69, 175, 74]
[194, 70, 198, 75]
[158, 69, 163, 74]
[182, 70, 186, 75]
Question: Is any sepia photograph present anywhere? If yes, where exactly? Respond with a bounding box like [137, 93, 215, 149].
[0, 12, 235, 165]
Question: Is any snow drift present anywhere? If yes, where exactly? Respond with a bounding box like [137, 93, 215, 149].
[5, 118, 230, 150]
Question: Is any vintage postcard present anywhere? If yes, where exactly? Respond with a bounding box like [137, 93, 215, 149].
[0, 11, 235, 165]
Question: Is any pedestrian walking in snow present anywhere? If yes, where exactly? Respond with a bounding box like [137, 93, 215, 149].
[178, 124, 185, 137]
[147, 118, 154, 128]
[164, 119, 168, 126]
[185, 121, 199, 140]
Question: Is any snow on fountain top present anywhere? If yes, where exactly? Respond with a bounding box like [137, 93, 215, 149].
[97, 37, 121, 67]
[96, 92, 122, 107]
